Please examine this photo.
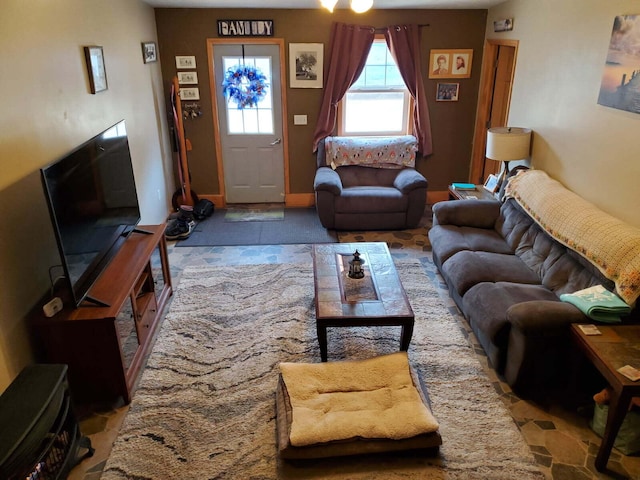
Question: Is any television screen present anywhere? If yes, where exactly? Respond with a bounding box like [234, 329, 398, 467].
[41, 120, 141, 307]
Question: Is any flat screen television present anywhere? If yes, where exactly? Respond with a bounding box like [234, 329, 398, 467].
[41, 120, 141, 307]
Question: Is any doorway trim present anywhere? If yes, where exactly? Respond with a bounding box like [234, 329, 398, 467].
[469, 39, 519, 185]
[207, 38, 290, 208]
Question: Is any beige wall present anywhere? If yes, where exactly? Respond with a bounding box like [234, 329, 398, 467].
[487, 0, 640, 228]
[0, 0, 174, 390]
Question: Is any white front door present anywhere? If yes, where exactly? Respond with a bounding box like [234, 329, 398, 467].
[212, 43, 285, 204]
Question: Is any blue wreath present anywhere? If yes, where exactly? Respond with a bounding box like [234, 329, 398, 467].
[222, 65, 269, 109]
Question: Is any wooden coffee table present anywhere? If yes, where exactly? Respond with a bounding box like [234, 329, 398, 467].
[570, 324, 640, 471]
[312, 242, 414, 362]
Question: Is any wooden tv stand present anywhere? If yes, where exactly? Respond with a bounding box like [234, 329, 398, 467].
[33, 224, 172, 404]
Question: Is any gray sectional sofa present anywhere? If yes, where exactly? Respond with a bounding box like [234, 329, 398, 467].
[428, 171, 639, 396]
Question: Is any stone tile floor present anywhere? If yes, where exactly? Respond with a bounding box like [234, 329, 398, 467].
[68, 210, 640, 480]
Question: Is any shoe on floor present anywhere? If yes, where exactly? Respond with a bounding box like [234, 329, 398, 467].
[165, 218, 195, 240]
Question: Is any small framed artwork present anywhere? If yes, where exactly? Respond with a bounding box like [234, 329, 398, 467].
[177, 71, 198, 85]
[289, 43, 323, 88]
[436, 82, 459, 101]
[141, 42, 157, 63]
[450, 49, 473, 78]
[176, 55, 196, 69]
[179, 87, 200, 100]
[494, 18, 514, 32]
[429, 49, 473, 79]
[84, 46, 108, 94]
[483, 173, 499, 194]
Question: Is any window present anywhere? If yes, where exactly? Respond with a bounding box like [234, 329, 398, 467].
[222, 56, 274, 135]
[339, 39, 411, 136]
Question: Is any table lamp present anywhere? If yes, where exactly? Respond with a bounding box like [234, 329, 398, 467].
[486, 127, 532, 195]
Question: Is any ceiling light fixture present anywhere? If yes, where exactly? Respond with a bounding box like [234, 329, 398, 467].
[320, 0, 373, 14]
[350, 0, 373, 13]
[320, 0, 338, 12]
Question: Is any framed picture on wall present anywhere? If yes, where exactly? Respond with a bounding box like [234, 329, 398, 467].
[141, 42, 157, 63]
[177, 71, 198, 84]
[175, 55, 196, 69]
[289, 43, 323, 88]
[494, 18, 514, 32]
[429, 49, 473, 79]
[179, 87, 200, 100]
[84, 46, 108, 94]
[436, 82, 459, 101]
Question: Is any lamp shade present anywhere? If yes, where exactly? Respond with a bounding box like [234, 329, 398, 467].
[486, 127, 532, 161]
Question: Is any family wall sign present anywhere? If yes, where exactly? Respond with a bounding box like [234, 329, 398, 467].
[217, 19, 274, 37]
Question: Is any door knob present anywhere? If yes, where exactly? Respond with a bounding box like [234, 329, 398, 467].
[270, 138, 282, 146]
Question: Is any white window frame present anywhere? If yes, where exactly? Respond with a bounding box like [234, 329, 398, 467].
[338, 37, 412, 137]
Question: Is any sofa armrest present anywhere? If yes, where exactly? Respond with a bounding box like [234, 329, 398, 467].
[314, 167, 342, 195]
[507, 301, 587, 333]
[393, 168, 427, 193]
[504, 300, 589, 392]
[432, 199, 501, 228]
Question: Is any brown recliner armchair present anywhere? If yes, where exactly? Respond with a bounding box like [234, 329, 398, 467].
[313, 136, 428, 231]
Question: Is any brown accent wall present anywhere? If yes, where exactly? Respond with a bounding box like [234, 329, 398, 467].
[155, 8, 487, 197]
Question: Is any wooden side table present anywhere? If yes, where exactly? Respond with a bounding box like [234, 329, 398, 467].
[448, 185, 497, 201]
[570, 324, 640, 471]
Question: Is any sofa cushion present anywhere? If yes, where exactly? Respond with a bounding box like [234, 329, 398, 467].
[513, 222, 566, 279]
[429, 225, 513, 267]
[441, 251, 540, 299]
[337, 165, 399, 188]
[334, 187, 407, 213]
[494, 200, 536, 250]
[432, 200, 501, 229]
[541, 250, 611, 296]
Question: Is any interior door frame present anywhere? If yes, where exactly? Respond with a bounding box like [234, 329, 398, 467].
[469, 39, 519, 185]
[207, 38, 290, 207]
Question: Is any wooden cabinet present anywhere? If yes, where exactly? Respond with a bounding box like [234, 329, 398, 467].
[33, 225, 172, 404]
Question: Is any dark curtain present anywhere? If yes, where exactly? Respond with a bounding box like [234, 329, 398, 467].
[385, 25, 433, 156]
[312, 22, 375, 152]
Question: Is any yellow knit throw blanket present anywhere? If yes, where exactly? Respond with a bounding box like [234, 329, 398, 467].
[279, 352, 439, 447]
[506, 170, 640, 306]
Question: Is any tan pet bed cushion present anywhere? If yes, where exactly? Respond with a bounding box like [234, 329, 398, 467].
[276, 352, 442, 459]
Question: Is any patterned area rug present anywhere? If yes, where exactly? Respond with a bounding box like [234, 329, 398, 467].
[102, 261, 543, 480]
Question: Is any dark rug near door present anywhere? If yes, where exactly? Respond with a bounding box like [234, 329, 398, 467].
[176, 208, 338, 247]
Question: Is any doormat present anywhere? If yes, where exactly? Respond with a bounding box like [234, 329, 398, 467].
[176, 208, 337, 247]
[224, 207, 284, 222]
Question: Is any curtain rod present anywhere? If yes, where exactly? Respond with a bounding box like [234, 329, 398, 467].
[373, 23, 430, 33]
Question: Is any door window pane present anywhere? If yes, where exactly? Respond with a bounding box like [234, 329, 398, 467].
[222, 56, 274, 135]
